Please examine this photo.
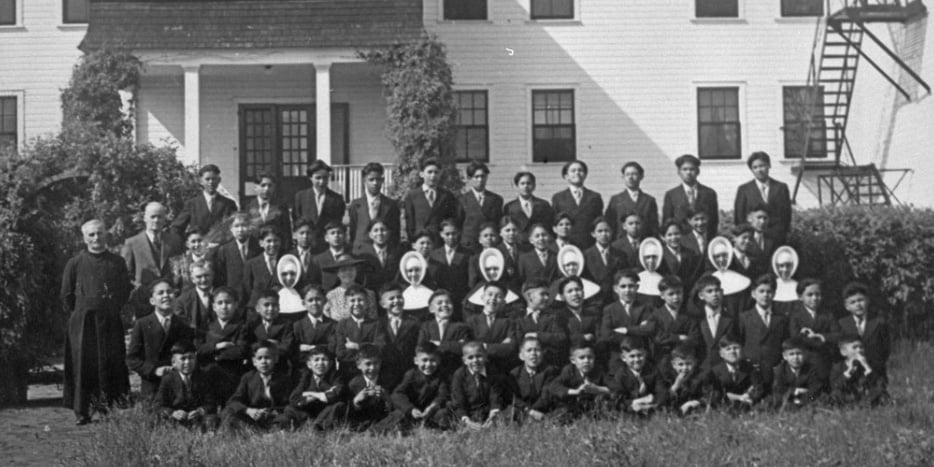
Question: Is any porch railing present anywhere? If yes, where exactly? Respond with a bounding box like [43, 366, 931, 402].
[331, 164, 396, 202]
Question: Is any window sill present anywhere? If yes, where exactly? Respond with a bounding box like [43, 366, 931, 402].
[58, 23, 88, 30]
[697, 158, 744, 164]
[690, 18, 748, 25]
[0, 25, 26, 32]
[774, 17, 821, 24]
[435, 19, 494, 25]
[525, 19, 581, 25]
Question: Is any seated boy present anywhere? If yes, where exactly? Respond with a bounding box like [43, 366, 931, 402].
[610, 336, 657, 415]
[509, 337, 557, 422]
[245, 289, 295, 376]
[388, 343, 454, 431]
[694, 274, 736, 370]
[345, 344, 394, 431]
[654, 344, 706, 415]
[334, 285, 387, 379]
[513, 280, 568, 368]
[197, 286, 247, 402]
[738, 274, 789, 394]
[417, 290, 473, 378]
[831, 282, 891, 381]
[651, 276, 698, 364]
[830, 337, 889, 407]
[704, 336, 763, 411]
[282, 347, 346, 431]
[450, 341, 506, 430]
[466, 281, 516, 374]
[154, 340, 219, 431]
[126, 279, 195, 398]
[771, 337, 824, 410]
[548, 343, 613, 420]
[221, 340, 292, 431]
[379, 282, 420, 391]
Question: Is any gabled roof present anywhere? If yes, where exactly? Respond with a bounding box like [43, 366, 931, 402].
[80, 0, 424, 51]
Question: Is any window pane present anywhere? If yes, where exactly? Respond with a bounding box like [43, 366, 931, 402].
[444, 0, 486, 20]
[531, 0, 574, 19]
[453, 91, 489, 162]
[781, 0, 823, 17]
[0, 0, 15, 25]
[63, 0, 90, 24]
[697, 88, 740, 159]
[783, 86, 827, 158]
[696, 0, 738, 17]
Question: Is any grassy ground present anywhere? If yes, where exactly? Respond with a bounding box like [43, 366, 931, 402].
[72, 342, 934, 467]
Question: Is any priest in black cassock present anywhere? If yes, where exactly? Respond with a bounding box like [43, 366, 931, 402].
[61, 219, 132, 425]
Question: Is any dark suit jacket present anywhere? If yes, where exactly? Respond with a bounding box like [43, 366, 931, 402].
[245, 317, 295, 371]
[292, 187, 347, 251]
[654, 366, 706, 410]
[356, 244, 401, 293]
[651, 307, 699, 356]
[503, 196, 555, 246]
[380, 316, 421, 388]
[171, 193, 238, 237]
[174, 287, 214, 335]
[829, 361, 888, 405]
[292, 315, 337, 356]
[657, 245, 701, 291]
[288, 369, 344, 408]
[334, 317, 387, 363]
[787, 304, 836, 358]
[583, 245, 628, 297]
[126, 312, 195, 395]
[402, 186, 458, 240]
[556, 307, 602, 347]
[831, 315, 890, 374]
[450, 367, 505, 420]
[456, 190, 504, 249]
[465, 315, 516, 364]
[551, 187, 604, 249]
[245, 198, 292, 247]
[771, 361, 823, 406]
[509, 365, 557, 412]
[346, 375, 393, 419]
[662, 183, 719, 240]
[704, 360, 763, 406]
[680, 230, 708, 258]
[611, 368, 658, 410]
[226, 370, 292, 412]
[391, 368, 449, 413]
[737, 308, 789, 370]
[122, 230, 183, 288]
[605, 191, 660, 238]
[516, 249, 559, 286]
[197, 319, 247, 370]
[311, 249, 349, 292]
[241, 254, 280, 307]
[734, 178, 791, 243]
[496, 243, 526, 290]
[427, 246, 471, 301]
[211, 238, 261, 293]
[611, 236, 642, 270]
[416, 320, 473, 376]
[698, 314, 736, 369]
[548, 364, 611, 404]
[599, 301, 655, 351]
[155, 369, 217, 416]
[512, 311, 568, 361]
[348, 194, 401, 252]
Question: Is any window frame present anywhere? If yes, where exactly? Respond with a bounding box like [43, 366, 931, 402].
[62, 0, 90, 25]
[442, 0, 487, 21]
[452, 90, 490, 163]
[695, 85, 744, 160]
[780, 0, 823, 17]
[781, 84, 828, 159]
[530, 0, 575, 20]
[695, 0, 741, 19]
[0, 92, 24, 153]
[0, 0, 22, 28]
[530, 88, 577, 164]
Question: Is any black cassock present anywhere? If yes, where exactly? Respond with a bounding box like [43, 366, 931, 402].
[61, 249, 132, 417]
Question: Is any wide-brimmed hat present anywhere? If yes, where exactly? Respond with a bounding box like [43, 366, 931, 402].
[321, 254, 365, 272]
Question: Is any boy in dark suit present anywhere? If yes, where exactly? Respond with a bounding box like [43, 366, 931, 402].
[174, 261, 215, 335]
[402, 158, 458, 240]
[600, 270, 654, 372]
[509, 337, 557, 422]
[466, 281, 516, 373]
[457, 161, 504, 250]
[126, 279, 195, 398]
[556, 276, 602, 349]
[346, 344, 394, 431]
[292, 159, 346, 253]
[514, 280, 568, 368]
[662, 154, 719, 240]
[517, 224, 559, 285]
[651, 276, 699, 362]
[831, 282, 891, 381]
[417, 290, 473, 378]
[605, 162, 659, 238]
[154, 341, 219, 430]
[654, 345, 706, 415]
[388, 343, 454, 431]
[503, 171, 555, 246]
[348, 162, 400, 253]
[658, 219, 701, 291]
[744, 204, 777, 259]
[221, 340, 292, 431]
[245, 289, 295, 376]
[704, 336, 763, 411]
[197, 287, 247, 402]
[282, 347, 346, 430]
[733, 151, 791, 244]
[788, 279, 834, 382]
[211, 213, 260, 295]
[583, 217, 627, 302]
[610, 337, 657, 414]
[694, 274, 736, 370]
[335, 285, 387, 378]
[427, 220, 471, 319]
[288, 219, 319, 283]
[450, 341, 507, 430]
[247, 173, 292, 250]
[830, 337, 889, 406]
[610, 213, 644, 269]
[548, 343, 612, 420]
[680, 208, 711, 258]
[379, 282, 420, 390]
[551, 160, 604, 249]
[310, 221, 350, 291]
[771, 337, 824, 409]
[171, 164, 238, 238]
[737, 274, 789, 392]
[292, 284, 336, 358]
[241, 225, 283, 307]
[357, 219, 401, 294]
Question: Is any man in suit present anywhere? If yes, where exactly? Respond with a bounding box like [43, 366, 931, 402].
[292, 159, 347, 253]
[211, 213, 261, 295]
[171, 164, 238, 239]
[348, 163, 401, 253]
[457, 161, 504, 251]
[245, 174, 292, 250]
[605, 162, 660, 238]
[551, 161, 604, 249]
[126, 280, 196, 397]
[662, 155, 719, 241]
[402, 158, 458, 242]
[123, 202, 183, 318]
[503, 171, 555, 246]
[734, 151, 792, 244]
[173, 261, 215, 335]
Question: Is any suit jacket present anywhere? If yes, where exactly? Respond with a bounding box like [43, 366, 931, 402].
[611, 236, 642, 270]
[605, 190, 660, 238]
[122, 230, 183, 287]
[417, 320, 473, 376]
[583, 245, 628, 297]
[380, 316, 421, 387]
[658, 245, 701, 289]
[126, 312, 195, 395]
[551, 187, 604, 249]
[599, 301, 655, 350]
[829, 361, 888, 405]
[288, 368, 344, 408]
[611, 368, 658, 410]
[245, 198, 292, 247]
[704, 360, 763, 406]
[512, 311, 568, 357]
[245, 317, 295, 371]
[292, 187, 347, 251]
[651, 306, 699, 355]
[391, 368, 449, 414]
[680, 230, 709, 258]
[292, 315, 337, 356]
[516, 249, 559, 286]
[402, 186, 458, 240]
[831, 315, 890, 373]
[746, 232, 778, 261]
[737, 308, 789, 370]
[698, 314, 736, 369]
[556, 307, 602, 347]
[427, 246, 471, 300]
[346, 374, 393, 418]
[197, 319, 248, 369]
[155, 369, 217, 416]
[171, 193, 238, 237]
[348, 194, 401, 252]
[509, 365, 558, 412]
[654, 366, 706, 410]
[465, 315, 516, 363]
[211, 238, 261, 293]
[456, 190, 504, 249]
[450, 366, 505, 419]
[241, 254, 280, 307]
[226, 369, 292, 412]
[174, 287, 214, 336]
[662, 183, 719, 240]
[548, 364, 611, 403]
[334, 317, 387, 363]
[787, 304, 835, 357]
[356, 244, 401, 293]
[496, 243, 526, 290]
[734, 178, 791, 243]
[771, 361, 823, 406]
[502, 196, 555, 246]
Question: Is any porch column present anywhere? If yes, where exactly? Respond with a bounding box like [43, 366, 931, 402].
[183, 65, 201, 166]
[314, 62, 332, 164]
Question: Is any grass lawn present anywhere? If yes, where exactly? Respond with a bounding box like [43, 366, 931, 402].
[73, 342, 934, 466]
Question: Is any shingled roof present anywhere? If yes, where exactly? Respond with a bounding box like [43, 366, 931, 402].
[80, 0, 424, 51]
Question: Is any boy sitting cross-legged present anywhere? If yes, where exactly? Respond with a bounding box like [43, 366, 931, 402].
[450, 341, 507, 430]
[387, 343, 454, 431]
[704, 336, 763, 412]
[548, 342, 613, 421]
[830, 337, 889, 407]
[771, 337, 824, 410]
[281, 347, 346, 431]
[509, 337, 558, 422]
[221, 340, 292, 431]
[654, 344, 706, 416]
[610, 336, 657, 415]
[345, 344, 394, 432]
[154, 340, 219, 431]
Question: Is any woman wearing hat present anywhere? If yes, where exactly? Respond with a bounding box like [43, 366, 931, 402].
[322, 254, 376, 321]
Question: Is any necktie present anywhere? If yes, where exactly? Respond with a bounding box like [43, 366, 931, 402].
[391, 318, 400, 337]
[259, 202, 269, 221]
[760, 183, 769, 202]
[756, 233, 764, 250]
[426, 189, 435, 207]
[636, 374, 646, 395]
[687, 187, 696, 206]
[200, 292, 209, 310]
[438, 321, 446, 341]
[600, 248, 608, 266]
[507, 246, 516, 261]
[476, 192, 484, 206]
[697, 234, 705, 252]
[369, 197, 379, 220]
[729, 367, 737, 383]
[856, 318, 865, 336]
[182, 375, 191, 401]
[708, 314, 718, 336]
[630, 190, 639, 203]
[263, 378, 272, 401]
[530, 312, 538, 325]
[487, 315, 494, 329]
[522, 200, 532, 218]
[301, 251, 310, 270]
[573, 189, 583, 205]
[162, 316, 171, 333]
[446, 248, 454, 266]
[377, 249, 386, 267]
[240, 242, 248, 261]
[762, 311, 771, 327]
[267, 256, 276, 276]
[207, 195, 214, 212]
[316, 192, 325, 216]
[538, 251, 548, 267]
